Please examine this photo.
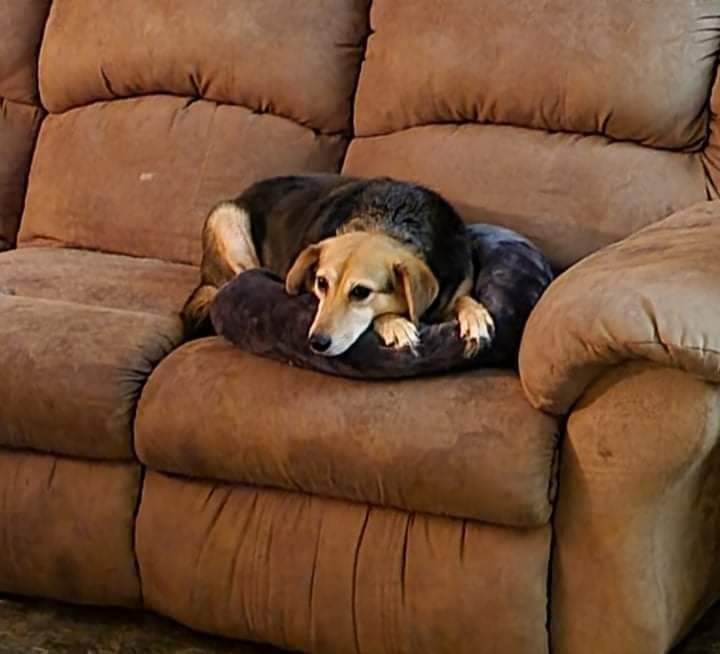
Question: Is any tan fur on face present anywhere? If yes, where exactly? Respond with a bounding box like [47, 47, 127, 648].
[286, 232, 439, 356]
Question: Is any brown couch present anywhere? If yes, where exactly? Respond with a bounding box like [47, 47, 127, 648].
[1, 2, 720, 653]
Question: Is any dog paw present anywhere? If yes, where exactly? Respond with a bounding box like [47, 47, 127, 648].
[457, 297, 495, 358]
[373, 314, 420, 354]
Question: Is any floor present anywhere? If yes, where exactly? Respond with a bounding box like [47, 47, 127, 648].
[0, 595, 719, 654]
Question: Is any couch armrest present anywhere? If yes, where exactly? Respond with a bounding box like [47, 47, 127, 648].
[519, 201, 720, 414]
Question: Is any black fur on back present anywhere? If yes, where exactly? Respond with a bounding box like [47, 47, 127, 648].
[236, 175, 473, 320]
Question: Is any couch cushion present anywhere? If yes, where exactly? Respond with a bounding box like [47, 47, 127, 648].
[136, 338, 559, 527]
[346, 0, 718, 270]
[0, 247, 196, 460]
[355, 0, 720, 149]
[19, 0, 369, 265]
[39, 0, 368, 133]
[0, 246, 197, 314]
[344, 126, 706, 270]
[19, 97, 348, 265]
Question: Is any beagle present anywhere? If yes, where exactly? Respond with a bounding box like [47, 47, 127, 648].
[182, 175, 494, 357]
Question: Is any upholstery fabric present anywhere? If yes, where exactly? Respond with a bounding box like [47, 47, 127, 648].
[136, 338, 559, 527]
[0, 291, 182, 460]
[0, 449, 141, 606]
[1, 247, 197, 315]
[19, 97, 347, 265]
[520, 201, 720, 414]
[137, 472, 551, 654]
[0, 101, 44, 250]
[0, 1, 51, 104]
[344, 126, 706, 270]
[551, 363, 720, 654]
[21, 0, 370, 265]
[345, 0, 720, 270]
[354, 0, 720, 150]
[39, 0, 369, 133]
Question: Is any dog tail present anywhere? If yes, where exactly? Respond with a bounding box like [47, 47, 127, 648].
[181, 284, 218, 338]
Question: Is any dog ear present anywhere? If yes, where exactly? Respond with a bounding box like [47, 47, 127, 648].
[286, 244, 321, 295]
[394, 257, 439, 325]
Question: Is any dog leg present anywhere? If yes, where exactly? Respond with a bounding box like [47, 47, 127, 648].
[373, 314, 420, 354]
[455, 295, 495, 358]
[182, 202, 260, 337]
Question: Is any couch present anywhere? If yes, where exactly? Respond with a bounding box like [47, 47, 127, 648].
[1, 2, 719, 653]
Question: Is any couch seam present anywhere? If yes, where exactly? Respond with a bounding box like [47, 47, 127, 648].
[340, 0, 373, 171]
[353, 119, 709, 155]
[41, 91, 350, 138]
[130, 464, 147, 606]
[545, 413, 568, 654]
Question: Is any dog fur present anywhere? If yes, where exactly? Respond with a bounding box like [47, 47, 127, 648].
[182, 175, 494, 356]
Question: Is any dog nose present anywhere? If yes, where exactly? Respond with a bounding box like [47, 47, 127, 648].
[309, 333, 332, 353]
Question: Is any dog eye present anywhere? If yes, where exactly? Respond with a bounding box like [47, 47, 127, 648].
[316, 276, 329, 293]
[350, 285, 372, 301]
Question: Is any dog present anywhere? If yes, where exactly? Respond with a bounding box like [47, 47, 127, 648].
[182, 174, 495, 357]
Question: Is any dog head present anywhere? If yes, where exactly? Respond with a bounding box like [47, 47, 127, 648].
[286, 232, 438, 356]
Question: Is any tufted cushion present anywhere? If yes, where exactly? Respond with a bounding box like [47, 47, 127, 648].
[21, 0, 369, 264]
[355, 0, 720, 149]
[344, 126, 706, 269]
[19, 98, 347, 264]
[39, 0, 369, 132]
[347, 0, 720, 269]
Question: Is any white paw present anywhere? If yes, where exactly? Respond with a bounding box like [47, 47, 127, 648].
[457, 298, 495, 358]
[374, 315, 420, 354]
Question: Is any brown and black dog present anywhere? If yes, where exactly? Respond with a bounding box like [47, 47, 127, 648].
[182, 174, 494, 357]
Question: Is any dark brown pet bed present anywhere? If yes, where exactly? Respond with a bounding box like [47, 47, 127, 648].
[210, 224, 554, 379]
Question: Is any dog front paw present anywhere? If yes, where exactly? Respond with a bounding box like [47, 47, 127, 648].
[456, 297, 495, 358]
[373, 314, 420, 354]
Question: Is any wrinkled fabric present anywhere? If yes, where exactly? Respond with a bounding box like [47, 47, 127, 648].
[0, 449, 141, 606]
[551, 363, 720, 654]
[0, 293, 182, 459]
[20, 98, 347, 264]
[520, 201, 720, 414]
[40, 0, 369, 132]
[344, 125, 706, 270]
[136, 338, 558, 527]
[137, 472, 551, 654]
[2, 246, 197, 314]
[355, 1, 720, 150]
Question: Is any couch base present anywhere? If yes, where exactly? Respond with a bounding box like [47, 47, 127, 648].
[0, 448, 141, 607]
[137, 471, 551, 654]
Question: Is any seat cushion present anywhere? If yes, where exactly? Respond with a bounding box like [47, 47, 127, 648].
[136, 338, 560, 527]
[0, 246, 197, 313]
[0, 247, 198, 460]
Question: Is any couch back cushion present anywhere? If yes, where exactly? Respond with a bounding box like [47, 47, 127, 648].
[344, 0, 720, 269]
[19, 0, 369, 265]
[0, 2, 50, 251]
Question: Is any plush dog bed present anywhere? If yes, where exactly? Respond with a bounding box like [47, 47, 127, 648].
[210, 224, 554, 379]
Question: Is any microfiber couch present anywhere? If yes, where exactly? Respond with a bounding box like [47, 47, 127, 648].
[2, 2, 720, 653]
